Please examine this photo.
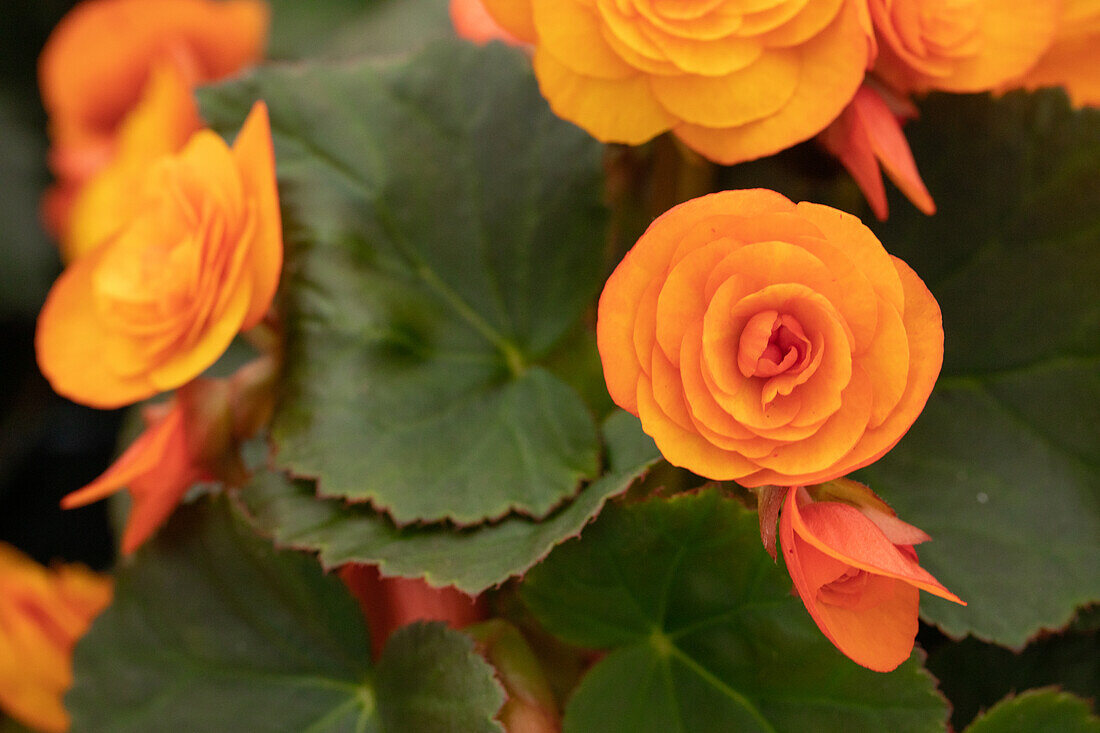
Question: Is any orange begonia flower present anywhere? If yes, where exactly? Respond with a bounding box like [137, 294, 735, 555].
[777, 481, 964, 672]
[450, 0, 525, 47]
[339, 564, 487, 660]
[36, 102, 282, 410]
[0, 544, 112, 732]
[819, 83, 935, 220]
[480, 0, 872, 165]
[868, 0, 1061, 94]
[39, 0, 268, 253]
[61, 358, 277, 554]
[1002, 0, 1100, 108]
[597, 189, 943, 487]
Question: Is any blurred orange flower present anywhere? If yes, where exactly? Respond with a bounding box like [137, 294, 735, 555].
[62, 358, 277, 554]
[481, 0, 871, 164]
[597, 190, 943, 487]
[819, 83, 935, 220]
[869, 0, 1061, 94]
[0, 544, 112, 732]
[36, 102, 282, 409]
[39, 0, 268, 256]
[450, 0, 525, 47]
[1003, 0, 1100, 107]
[777, 481, 964, 672]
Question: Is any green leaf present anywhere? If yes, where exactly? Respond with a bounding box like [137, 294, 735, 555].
[200, 41, 606, 525]
[853, 91, 1100, 646]
[234, 411, 660, 594]
[521, 490, 949, 733]
[926, 619, 1100, 730]
[266, 0, 452, 62]
[67, 496, 502, 731]
[376, 623, 505, 733]
[963, 689, 1100, 733]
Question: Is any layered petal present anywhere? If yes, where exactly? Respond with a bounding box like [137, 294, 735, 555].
[503, 0, 870, 163]
[36, 102, 283, 409]
[597, 190, 942, 486]
[779, 485, 963, 671]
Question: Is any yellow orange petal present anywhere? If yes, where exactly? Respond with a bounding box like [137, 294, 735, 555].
[533, 50, 675, 144]
[675, 0, 867, 163]
[482, 0, 538, 43]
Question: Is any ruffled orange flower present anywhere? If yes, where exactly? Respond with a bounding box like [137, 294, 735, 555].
[597, 189, 943, 486]
[450, 0, 525, 46]
[819, 83, 935, 220]
[39, 0, 268, 253]
[61, 358, 277, 554]
[481, 0, 871, 165]
[36, 102, 282, 409]
[776, 481, 964, 672]
[869, 0, 1061, 94]
[0, 544, 112, 732]
[1003, 0, 1100, 107]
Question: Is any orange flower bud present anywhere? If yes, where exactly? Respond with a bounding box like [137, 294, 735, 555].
[0, 544, 112, 732]
[818, 83, 935, 220]
[39, 0, 268, 247]
[597, 190, 943, 487]
[61, 358, 275, 554]
[868, 0, 1061, 94]
[481, 0, 871, 165]
[777, 482, 964, 672]
[36, 102, 283, 409]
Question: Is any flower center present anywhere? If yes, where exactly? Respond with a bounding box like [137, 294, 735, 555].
[737, 310, 811, 379]
[816, 566, 871, 609]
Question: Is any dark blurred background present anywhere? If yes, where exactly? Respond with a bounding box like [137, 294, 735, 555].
[0, 1, 117, 570]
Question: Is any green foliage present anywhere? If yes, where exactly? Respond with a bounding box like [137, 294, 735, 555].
[266, 0, 452, 61]
[236, 411, 660, 594]
[926, 616, 1100, 730]
[962, 689, 1100, 733]
[723, 90, 1100, 647]
[376, 623, 505, 733]
[67, 497, 503, 732]
[201, 41, 609, 526]
[521, 490, 949, 733]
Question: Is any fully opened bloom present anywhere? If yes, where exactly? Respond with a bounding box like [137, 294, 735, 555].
[869, 0, 1061, 94]
[0, 544, 112, 732]
[818, 83, 935, 220]
[597, 189, 943, 487]
[39, 0, 268, 254]
[777, 481, 964, 671]
[481, 0, 871, 165]
[36, 102, 282, 409]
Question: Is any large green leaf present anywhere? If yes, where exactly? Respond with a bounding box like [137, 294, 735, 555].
[200, 42, 606, 525]
[722, 90, 1100, 647]
[963, 689, 1100, 733]
[235, 411, 660, 594]
[521, 491, 949, 733]
[67, 497, 503, 732]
